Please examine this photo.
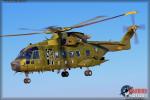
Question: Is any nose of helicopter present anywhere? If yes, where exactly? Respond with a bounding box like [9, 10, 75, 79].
[11, 60, 20, 71]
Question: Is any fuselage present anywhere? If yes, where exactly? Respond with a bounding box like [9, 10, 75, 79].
[11, 40, 108, 73]
[11, 25, 136, 73]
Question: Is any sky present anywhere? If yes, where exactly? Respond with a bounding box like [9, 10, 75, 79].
[1, 1, 148, 98]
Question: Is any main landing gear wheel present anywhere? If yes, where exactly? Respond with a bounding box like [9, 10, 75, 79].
[61, 71, 69, 77]
[24, 78, 31, 84]
[84, 70, 92, 76]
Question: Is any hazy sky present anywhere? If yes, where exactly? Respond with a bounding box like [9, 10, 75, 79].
[2, 1, 148, 98]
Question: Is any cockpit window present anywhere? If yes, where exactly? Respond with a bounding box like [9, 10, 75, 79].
[25, 51, 32, 59]
[29, 47, 38, 51]
[26, 47, 39, 59]
[16, 47, 39, 59]
[16, 48, 25, 59]
[33, 50, 39, 59]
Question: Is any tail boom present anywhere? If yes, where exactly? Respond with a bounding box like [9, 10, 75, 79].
[88, 25, 138, 52]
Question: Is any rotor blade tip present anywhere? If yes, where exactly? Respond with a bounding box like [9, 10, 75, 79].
[125, 11, 138, 16]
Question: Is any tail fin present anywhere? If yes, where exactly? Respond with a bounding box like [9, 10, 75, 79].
[120, 25, 138, 49]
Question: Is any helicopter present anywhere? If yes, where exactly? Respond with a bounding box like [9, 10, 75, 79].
[0, 11, 143, 84]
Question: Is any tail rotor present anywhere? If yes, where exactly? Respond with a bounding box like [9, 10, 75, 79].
[123, 13, 145, 44]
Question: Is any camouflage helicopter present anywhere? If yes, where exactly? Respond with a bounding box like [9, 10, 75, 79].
[1, 11, 143, 84]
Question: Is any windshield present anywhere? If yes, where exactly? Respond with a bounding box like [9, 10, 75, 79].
[16, 48, 25, 59]
[16, 47, 39, 59]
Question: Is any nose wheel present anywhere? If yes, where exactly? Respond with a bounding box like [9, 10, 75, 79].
[84, 70, 92, 76]
[24, 72, 31, 84]
[61, 71, 69, 77]
[24, 78, 31, 84]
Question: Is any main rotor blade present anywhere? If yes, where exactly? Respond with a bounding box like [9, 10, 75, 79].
[71, 16, 105, 28]
[19, 28, 45, 31]
[0, 32, 42, 37]
[70, 11, 137, 29]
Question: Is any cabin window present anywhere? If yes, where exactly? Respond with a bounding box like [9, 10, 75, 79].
[45, 48, 55, 59]
[69, 51, 74, 58]
[62, 39, 66, 45]
[51, 60, 54, 65]
[47, 60, 50, 65]
[47, 60, 55, 65]
[31, 60, 34, 64]
[33, 50, 39, 59]
[55, 52, 59, 58]
[62, 51, 67, 58]
[86, 50, 90, 56]
[76, 51, 80, 57]
[26, 60, 30, 64]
